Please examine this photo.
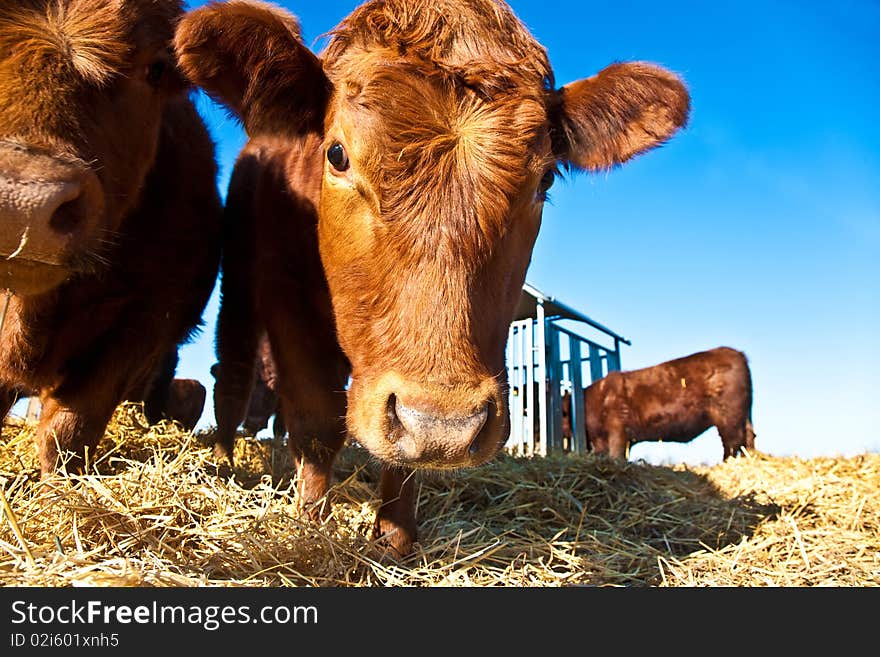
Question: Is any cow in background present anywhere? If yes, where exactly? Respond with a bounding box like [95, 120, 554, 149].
[175, 0, 689, 554]
[563, 347, 756, 460]
[142, 349, 207, 431]
[164, 379, 207, 431]
[0, 0, 221, 476]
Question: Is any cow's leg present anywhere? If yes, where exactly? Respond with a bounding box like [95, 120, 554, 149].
[264, 281, 348, 521]
[281, 389, 347, 521]
[270, 330, 348, 520]
[210, 184, 258, 463]
[608, 434, 628, 460]
[589, 431, 609, 456]
[745, 419, 756, 450]
[34, 391, 120, 477]
[718, 422, 748, 460]
[142, 349, 179, 425]
[607, 421, 629, 460]
[34, 337, 166, 476]
[212, 304, 259, 464]
[373, 467, 417, 557]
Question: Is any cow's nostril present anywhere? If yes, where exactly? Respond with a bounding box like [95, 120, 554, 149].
[385, 393, 400, 432]
[468, 432, 481, 455]
[386, 393, 423, 461]
[467, 403, 491, 456]
[49, 196, 85, 234]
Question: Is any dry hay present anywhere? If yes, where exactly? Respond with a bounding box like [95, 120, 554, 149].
[1, 403, 877, 587]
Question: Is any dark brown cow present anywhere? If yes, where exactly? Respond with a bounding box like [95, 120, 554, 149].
[563, 347, 756, 460]
[0, 0, 221, 476]
[175, 0, 690, 554]
[165, 378, 207, 431]
[141, 348, 198, 427]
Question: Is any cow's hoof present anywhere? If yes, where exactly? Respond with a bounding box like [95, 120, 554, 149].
[202, 442, 234, 480]
[211, 441, 235, 466]
[371, 516, 415, 560]
[300, 496, 333, 524]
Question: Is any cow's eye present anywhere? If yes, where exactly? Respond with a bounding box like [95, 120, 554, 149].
[327, 142, 350, 172]
[538, 169, 555, 196]
[146, 60, 166, 87]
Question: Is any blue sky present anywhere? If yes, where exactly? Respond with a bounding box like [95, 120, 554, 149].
[167, 0, 879, 465]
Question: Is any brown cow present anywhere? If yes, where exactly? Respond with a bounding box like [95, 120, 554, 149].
[165, 378, 207, 431]
[563, 347, 756, 460]
[141, 348, 202, 429]
[0, 0, 221, 476]
[175, 0, 690, 554]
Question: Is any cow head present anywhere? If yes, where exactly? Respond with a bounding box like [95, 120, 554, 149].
[0, 0, 187, 296]
[176, 0, 689, 470]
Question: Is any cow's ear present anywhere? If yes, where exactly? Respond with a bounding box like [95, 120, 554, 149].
[553, 62, 690, 171]
[173, 0, 330, 136]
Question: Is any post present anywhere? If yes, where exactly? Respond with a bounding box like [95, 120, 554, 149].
[545, 323, 563, 454]
[524, 319, 535, 456]
[568, 335, 586, 454]
[588, 343, 604, 383]
[535, 301, 548, 457]
[505, 323, 519, 454]
[607, 338, 622, 372]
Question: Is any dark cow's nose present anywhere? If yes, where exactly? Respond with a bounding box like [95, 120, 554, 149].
[387, 394, 490, 466]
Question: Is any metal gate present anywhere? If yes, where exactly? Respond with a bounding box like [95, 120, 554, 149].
[505, 286, 629, 457]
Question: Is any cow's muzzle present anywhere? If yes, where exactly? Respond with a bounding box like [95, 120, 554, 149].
[387, 394, 491, 465]
[0, 145, 102, 295]
[350, 374, 509, 470]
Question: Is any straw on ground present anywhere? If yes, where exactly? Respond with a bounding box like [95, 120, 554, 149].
[1, 403, 877, 586]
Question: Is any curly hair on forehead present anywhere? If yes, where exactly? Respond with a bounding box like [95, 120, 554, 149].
[0, 0, 183, 85]
[344, 65, 549, 261]
[322, 0, 555, 96]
